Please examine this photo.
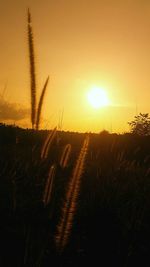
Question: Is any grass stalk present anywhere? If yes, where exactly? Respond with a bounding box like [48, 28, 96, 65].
[43, 164, 56, 206]
[36, 76, 49, 130]
[27, 8, 36, 129]
[60, 144, 72, 168]
[55, 135, 90, 252]
[41, 127, 57, 159]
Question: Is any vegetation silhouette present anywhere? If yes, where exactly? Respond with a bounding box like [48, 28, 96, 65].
[1, 8, 150, 267]
[1, 124, 150, 266]
[128, 113, 150, 136]
[28, 9, 49, 130]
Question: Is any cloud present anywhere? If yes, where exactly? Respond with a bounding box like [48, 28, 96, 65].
[0, 97, 30, 121]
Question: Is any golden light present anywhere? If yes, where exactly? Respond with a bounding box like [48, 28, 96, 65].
[87, 86, 110, 109]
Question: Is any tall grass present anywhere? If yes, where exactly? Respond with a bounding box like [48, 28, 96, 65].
[41, 127, 57, 159]
[60, 144, 72, 168]
[28, 9, 49, 130]
[55, 135, 90, 252]
[43, 164, 56, 206]
[36, 76, 49, 130]
[28, 8, 36, 129]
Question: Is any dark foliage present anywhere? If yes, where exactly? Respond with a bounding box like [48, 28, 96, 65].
[128, 113, 150, 136]
[1, 124, 150, 266]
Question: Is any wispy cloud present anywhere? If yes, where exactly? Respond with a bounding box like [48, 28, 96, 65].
[0, 97, 29, 121]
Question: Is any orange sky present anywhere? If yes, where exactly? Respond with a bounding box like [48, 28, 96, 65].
[1, 0, 150, 133]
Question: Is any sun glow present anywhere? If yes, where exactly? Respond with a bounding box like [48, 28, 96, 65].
[87, 86, 110, 109]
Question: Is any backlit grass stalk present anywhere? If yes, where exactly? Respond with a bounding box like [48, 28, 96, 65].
[55, 135, 90, 252]
[36, 76, 49, 130]
[60, 144, 72, 168]
[41, 127, 57, 159]
[43, 164, 56, 206]
[28, 8, 36, 129]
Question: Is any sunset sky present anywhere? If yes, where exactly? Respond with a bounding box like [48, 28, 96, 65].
[1, 0, 150, 133]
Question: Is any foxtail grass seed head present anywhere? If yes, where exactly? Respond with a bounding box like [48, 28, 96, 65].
[36, 76, 49, 130]
[41, 127, 57, 159]
[55, 135, 90, 252]
[43, 164, 56, 206]
[27, 8, 36, 129]
[60, 144, 72, 168]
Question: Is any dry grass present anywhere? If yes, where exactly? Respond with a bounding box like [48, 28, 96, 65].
[28, 8, 36, 129]
[41, 127, 57, 159]
[36, 76, 49, 130]
[55, 135, 90, 252]
[43, 164, 56, 206]
[28, 9, 49, 130]
[60, 144, 72, 168]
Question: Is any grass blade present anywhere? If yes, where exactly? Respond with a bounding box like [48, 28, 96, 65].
[28, 8, 36, 129]
[36, 76, 49, 130]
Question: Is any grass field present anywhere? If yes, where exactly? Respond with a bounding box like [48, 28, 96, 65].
[1, 123, 150, 266]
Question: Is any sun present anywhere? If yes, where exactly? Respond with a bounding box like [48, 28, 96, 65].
[87, 86, 110, 109]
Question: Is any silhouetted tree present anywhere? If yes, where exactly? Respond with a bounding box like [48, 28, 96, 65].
[99, 130, 110, 136]
[128, 113, 150, 136]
